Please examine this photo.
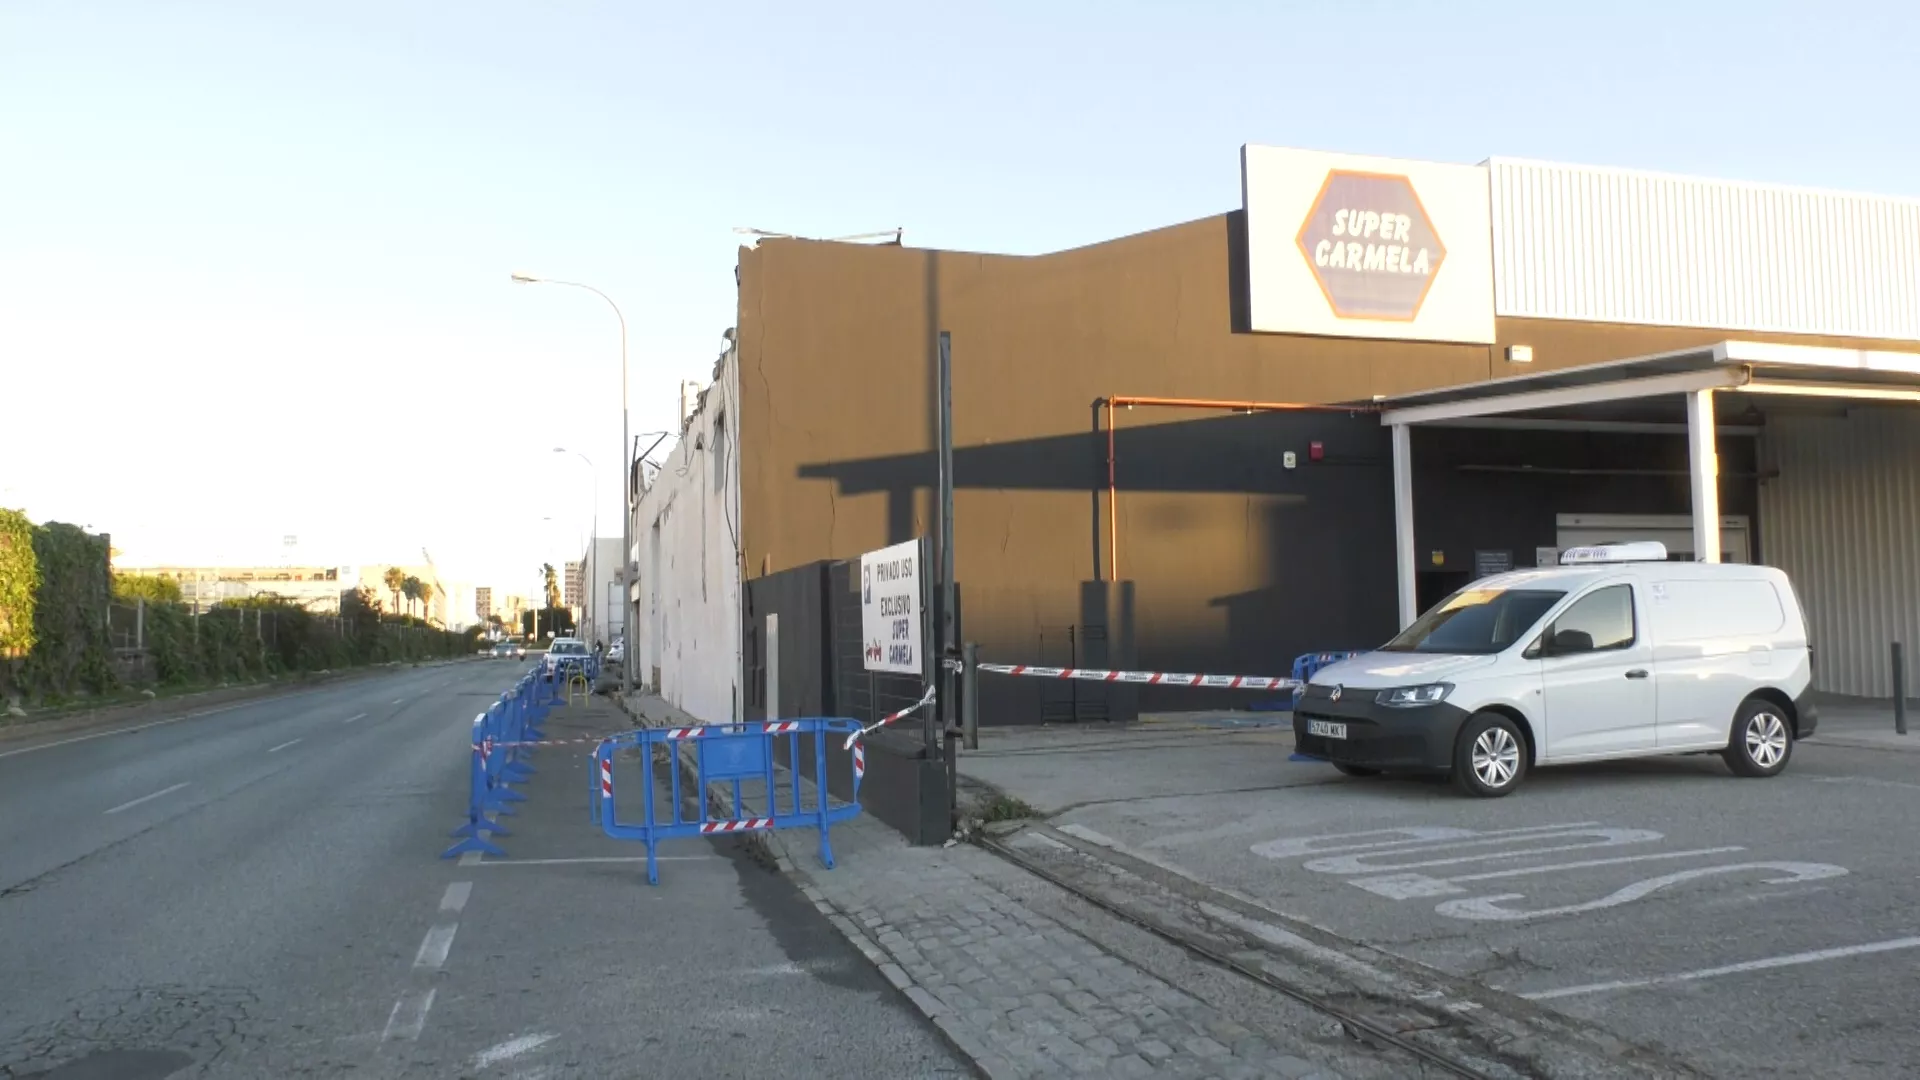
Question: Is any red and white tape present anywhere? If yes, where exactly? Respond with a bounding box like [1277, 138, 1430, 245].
[599, 756, 613, 800]
[852, 742, 866, 781]
[842, 684, 939, 750]
[975, 663, 1300, 692]
[700, 818, 773, 834]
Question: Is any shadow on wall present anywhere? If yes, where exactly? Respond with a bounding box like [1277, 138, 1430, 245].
[796, 410, 1400, 722]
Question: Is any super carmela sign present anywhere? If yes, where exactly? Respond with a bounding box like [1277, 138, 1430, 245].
[1295, 171, 1447, 321]
[860, 540, 923, 674]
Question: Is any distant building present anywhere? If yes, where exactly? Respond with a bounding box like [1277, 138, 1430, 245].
[121, 565, 358, 614]
[475, 587, 492, 621]
[563, 561, 583, 608]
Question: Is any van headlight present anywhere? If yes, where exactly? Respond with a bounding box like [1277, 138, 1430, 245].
[1375, 683, 1452, 708]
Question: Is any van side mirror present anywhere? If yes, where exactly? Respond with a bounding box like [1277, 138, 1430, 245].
[1547, 628, 1595, 655]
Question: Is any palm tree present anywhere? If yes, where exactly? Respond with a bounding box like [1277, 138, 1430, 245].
[383, 567, 405, 616]
[401, 576, 421, 619]
[416, 581, 435, 625]
[541, 563, 561, 610]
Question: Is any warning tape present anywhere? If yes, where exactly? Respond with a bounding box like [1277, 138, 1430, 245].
[842, 684, 939, 750]
[974, 663, 1300, 692]
[477, 718, 822, 751]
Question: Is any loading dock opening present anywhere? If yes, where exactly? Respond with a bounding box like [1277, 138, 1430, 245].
[1378, 340, 1920, 697]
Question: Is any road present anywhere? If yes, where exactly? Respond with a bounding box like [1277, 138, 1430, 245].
[0, 662, 966, 1079]
[967, 717, 1920, 1077]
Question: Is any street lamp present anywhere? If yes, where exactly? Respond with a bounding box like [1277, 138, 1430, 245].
[512, 271, 633, 690]
[552, 447, 598, 645]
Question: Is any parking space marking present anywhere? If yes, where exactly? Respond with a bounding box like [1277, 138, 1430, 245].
[1436, 861, 1849, 921]
[104, 782, 191, 815]
[1351, 846, 1746, 899]
[1523, 936, 1920, 1000]
[1255, 821, 1847, 923]
[1302, 826, 1663, 875]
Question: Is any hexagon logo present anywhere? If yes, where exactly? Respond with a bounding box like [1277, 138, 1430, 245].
[1295, 170, 1447, 322]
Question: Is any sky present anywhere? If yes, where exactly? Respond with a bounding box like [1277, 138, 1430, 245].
[3, 0, 1916, 600]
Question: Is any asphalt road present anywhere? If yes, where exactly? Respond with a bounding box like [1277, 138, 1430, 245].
[0, 662, 965, 1079]
[994, 722, 1920, 1077]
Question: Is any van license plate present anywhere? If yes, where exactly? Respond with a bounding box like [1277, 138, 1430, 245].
[1308, 720, 1347, 739]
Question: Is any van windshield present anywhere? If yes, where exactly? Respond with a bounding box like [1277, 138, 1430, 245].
[1380, 588, 1565, 655]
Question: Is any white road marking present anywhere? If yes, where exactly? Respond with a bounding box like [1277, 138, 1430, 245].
[457, 851, 481, 867]
[1435, 861, 1850, 922]
[0, 699, 263, 759]
[267, 738, 302, 753]
[104, 782, 191, 815]
[1350, 846, 1747, 900]
[1250, 822, 1597, 861]
[472, 1033, 556, 1069]
[414, 924, 459, 970]
[1805, 774, 1920, 793]
[440, 882, 473, 914]
[1523, 936, 1920, 1000]
[381, 988, 436, 1041]
[1303, 827, 1664, 876]
[344, 713, 366, 724]
[393, 698, 406, 705]
[468, 855, 719, 866]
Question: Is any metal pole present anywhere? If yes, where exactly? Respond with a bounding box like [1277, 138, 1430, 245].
[963, 641, 979, 750]
[766, 613, 779, 721]
[1895, 642, 1908, 736]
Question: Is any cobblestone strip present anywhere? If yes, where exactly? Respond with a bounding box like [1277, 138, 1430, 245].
[766, 818, 1349, 1080]
[613, 695, 1349, 1079]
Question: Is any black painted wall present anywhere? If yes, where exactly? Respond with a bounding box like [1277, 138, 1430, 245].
[1411, 426, 1761, 610]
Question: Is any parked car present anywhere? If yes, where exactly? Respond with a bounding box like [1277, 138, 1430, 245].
[607, 638, 625, 664]
[543, 638, 591, 678]
[1295, 542, 1815, 798]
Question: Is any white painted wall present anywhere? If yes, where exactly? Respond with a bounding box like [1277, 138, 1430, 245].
[631, 345, 741, 723]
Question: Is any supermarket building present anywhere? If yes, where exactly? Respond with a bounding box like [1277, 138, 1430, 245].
[632, 145, 1920, 727]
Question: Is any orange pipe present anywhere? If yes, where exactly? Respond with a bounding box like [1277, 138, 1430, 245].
[1102, 394, 1378, 583]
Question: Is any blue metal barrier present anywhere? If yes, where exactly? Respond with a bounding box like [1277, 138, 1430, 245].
[442, 663, 560, 859]
[593, 718, 865, 885]
[1290, 651, 1357, 706]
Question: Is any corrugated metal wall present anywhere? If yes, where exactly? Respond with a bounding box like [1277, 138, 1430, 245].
[1759, 407, 1920, 697]
[1490, 158, 1920, 343]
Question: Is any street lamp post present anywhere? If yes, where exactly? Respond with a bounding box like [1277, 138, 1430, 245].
[552, 447, 597, 645]
[512, 272, 633, 691]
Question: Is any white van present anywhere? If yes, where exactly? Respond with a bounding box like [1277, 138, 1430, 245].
[1295, 542, 1817, 797]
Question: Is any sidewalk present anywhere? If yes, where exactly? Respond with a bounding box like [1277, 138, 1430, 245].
[1804, 699, 1920, 753]
[616, 694, 1420, 1080]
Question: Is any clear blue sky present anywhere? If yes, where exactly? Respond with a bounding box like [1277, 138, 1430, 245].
[4, 1, 1915, 597]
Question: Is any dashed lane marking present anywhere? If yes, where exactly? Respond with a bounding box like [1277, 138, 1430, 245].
[440, 882, 473, 914]
[382, 989, 436, 1041]
[345, 713, 366, 724]
[414, 924, 459, 970]
[472, 1033, 556, 1070]
[104, 782, 190, 815]
[267, 738, 302, 754]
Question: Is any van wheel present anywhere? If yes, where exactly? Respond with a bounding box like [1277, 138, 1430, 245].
[1332, 763, 1380, 777]
[1724, 698, 1793, 778]
[1452, 713, 1527, 798]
